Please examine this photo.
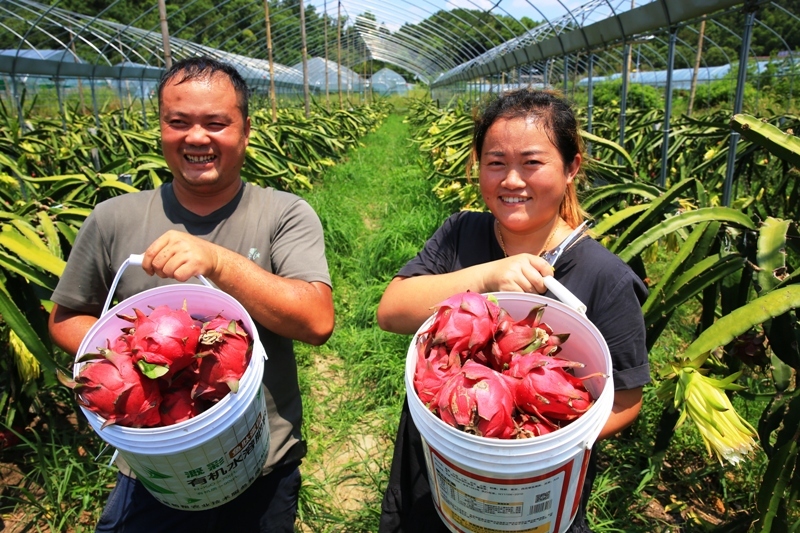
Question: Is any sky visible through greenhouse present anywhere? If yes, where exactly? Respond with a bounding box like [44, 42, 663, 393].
[305, 0, 588, 32]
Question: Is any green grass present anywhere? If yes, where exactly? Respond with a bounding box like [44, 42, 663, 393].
[294, 114, 450, 531]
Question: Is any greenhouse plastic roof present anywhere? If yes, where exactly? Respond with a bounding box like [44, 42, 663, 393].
[0, 0, 796, 90]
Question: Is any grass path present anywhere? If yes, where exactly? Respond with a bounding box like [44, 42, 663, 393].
[294, 113, 448, 532]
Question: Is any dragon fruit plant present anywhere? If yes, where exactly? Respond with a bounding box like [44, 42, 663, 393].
[413, 291, 600, 439]
[59, 302, 252, 429]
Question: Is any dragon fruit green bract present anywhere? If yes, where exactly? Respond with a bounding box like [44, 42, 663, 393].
[63, 303, 252, 429]
[413, 291, 598, 439]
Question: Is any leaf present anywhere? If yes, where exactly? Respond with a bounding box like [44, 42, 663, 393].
[581, 130, 635, 170]
[0, 280, 57, 375]
[757, 217, 791, 294]
[618, 207, 756, 263]
[754, 438, 797, 533]
[0, 227, 66, 276]
[610, 179, 700, 254]
[684, 286, 800, 361]
[732, 113, 800, 167]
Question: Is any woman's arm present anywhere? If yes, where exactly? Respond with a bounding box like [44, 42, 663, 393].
[597, 387, 643, 441]
[377, 254, 554, 335]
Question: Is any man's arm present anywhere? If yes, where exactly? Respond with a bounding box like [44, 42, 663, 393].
[48, 304, 99, 356]
[141, 230, 334, 346]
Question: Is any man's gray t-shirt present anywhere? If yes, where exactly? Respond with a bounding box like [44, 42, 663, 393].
[52, 181, 331, 473]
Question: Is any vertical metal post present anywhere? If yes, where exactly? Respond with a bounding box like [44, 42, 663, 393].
[619, 43, 631, 159]
[264, 0, 277, 122]
[90, 76, 100, 129]
[587, 54, 594, 155]
[563, 56, 568, 95]
[299, 0, 310, 118]
[11, 74, 23, 130]
[324, 0, 329, 111]
[55, 76, 66, 132]
[158, 0, 172, 70]
[723, 6, 757, 206]
[659, 28, 677, 188]
[337, 0, 342, 109]
[118, 77, 127, 130]
[140, 77, 148, 128]
[543, 59, 549, 87]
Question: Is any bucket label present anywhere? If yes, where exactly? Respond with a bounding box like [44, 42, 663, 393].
[121, 391, 270, 511]
[428, 447, 574, 533]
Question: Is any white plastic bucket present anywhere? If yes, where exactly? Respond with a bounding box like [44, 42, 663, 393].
[74, 258, 270, 511]
[406, 292, 614, 533]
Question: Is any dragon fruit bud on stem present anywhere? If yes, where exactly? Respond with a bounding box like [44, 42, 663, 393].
[59, 346, 162, 429]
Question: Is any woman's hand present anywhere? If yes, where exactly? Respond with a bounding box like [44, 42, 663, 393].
[378, 255, 556, 335]
[481, 254, 555, 294]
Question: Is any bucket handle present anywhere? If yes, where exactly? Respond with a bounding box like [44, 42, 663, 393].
[101, 253, 212, 317]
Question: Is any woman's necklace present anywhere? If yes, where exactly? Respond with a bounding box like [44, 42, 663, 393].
[495, 219, 559, 258]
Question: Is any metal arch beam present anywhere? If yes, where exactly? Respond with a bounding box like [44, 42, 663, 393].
[332, 1, 490, 68]
[433, 0, 746, 87]
[341, 0, 520, 71]
[317, 4, 462, 76]
[260, 0, 482, 79]
[334, 0, 504, 62]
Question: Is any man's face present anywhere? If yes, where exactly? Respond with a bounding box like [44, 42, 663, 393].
[159, 74, 250, 199]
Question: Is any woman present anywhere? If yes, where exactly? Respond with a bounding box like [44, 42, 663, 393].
[377, 89, 649, 533]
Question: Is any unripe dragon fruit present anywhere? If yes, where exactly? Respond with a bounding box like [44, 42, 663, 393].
[160, 387, 204, 426]
[422, 291, 501, 362]
[435, 360, 516, 439]
[59, 346, 162, 429]
[119, 303, 201, 381]
[191, 316, 252, 402]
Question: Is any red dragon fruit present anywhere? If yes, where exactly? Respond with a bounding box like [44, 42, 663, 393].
[421, 291, 501, 362]
[508, 360, 594, 422]
[59, 346, 162, 429]
[414, 339, 462, 405]
[160, 387, 204, 426]
[435, 360, 516, 439]
[513, 412, 557, 438]
[192, 316, 252, 402]
[119, 303, 202, 381]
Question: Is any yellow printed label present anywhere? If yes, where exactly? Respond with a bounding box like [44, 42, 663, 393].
[441, 499, 551, 533]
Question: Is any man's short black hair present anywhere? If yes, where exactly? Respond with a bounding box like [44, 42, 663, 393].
[157, 56, 249, 120]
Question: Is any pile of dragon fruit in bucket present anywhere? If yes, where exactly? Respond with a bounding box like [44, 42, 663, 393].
[414, 292, 602, 439]
[60, 302, 252, 429]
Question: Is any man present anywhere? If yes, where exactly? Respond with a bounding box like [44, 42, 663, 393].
[48, 57, 334, 532]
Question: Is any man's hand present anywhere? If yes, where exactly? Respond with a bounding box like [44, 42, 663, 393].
[141, 230, 334, 345]
[142, 230, 220, 281]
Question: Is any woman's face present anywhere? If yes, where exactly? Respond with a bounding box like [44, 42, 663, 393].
[479, 116, 580, 236]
